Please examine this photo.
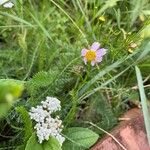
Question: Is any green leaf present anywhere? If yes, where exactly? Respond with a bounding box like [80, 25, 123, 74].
[82, 93, 117, 130]
[25, 133, 43, 150]
[0, 79, 24, 119]
[0, 79, 24, 102]
[16, 106, 33, 142]
[27, 71, 57, 95]
[15, 145, 26, 150]
[140, 25, 150, 39]
[43, 137, 62, 150]
[62, 127, 99, 150]
[25, 133, 62, 150]
[135, 66, 150, 145]
[0, 103, 11, 119]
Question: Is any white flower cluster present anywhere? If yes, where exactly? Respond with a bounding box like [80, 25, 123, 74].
[29, 96, 65, 145]
[0, 0, 14, 8]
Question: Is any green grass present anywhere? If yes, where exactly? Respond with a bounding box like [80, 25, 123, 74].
[135, 66, 150, 145]
[0, 0, 150, 149]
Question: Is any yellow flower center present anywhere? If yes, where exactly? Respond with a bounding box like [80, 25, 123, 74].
[99, 16, 105, 22]
[85, 50, 96, 61]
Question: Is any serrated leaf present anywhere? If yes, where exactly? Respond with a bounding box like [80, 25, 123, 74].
[29, 71, 53, 87]
[25, 133, 62, 150]
[62, 127, 99, 150]
[27, 71, 57, 95]
[82, 93, 117, 130]
[16, 106, 33, 142]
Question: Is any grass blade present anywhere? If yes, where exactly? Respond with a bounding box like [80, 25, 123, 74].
[135, 66, 150, 145]
[29, 13, 53, 42]
[130, 0, 143, 26]
[0, 11, 34, 27]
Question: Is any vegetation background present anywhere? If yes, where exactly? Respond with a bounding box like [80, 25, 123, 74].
[0, 0, 150, 149]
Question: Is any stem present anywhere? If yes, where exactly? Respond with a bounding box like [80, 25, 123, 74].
[85, 121, 127, 150]
[64, 90, 78, 127]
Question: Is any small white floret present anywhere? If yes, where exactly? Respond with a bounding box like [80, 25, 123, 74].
[29, 96, 65, 145]
[3, 2, 14, 8]
[0, 0, 8, 5]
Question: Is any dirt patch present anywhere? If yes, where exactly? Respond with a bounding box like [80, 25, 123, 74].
[91, 108, 150, 150]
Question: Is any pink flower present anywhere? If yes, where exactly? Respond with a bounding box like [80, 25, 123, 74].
[81, 42, 107, 66]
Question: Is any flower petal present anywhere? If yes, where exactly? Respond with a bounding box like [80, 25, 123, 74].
[90, 42, 100, 51]
[91, 60, 96, 66]
[83, 57, 87, 65]
[81, 48, 87, 56]
[101, 48, 107, 55]
[96, 48, 107, 56]
[95, 56, 102, 62]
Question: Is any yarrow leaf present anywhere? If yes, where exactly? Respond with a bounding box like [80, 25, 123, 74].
[16, 106, 33, 142]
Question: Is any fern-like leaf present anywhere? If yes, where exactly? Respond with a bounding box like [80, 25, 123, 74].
[16, 106, 33, 142]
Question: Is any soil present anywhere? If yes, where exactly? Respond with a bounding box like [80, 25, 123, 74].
[91, 108, 150, 150]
